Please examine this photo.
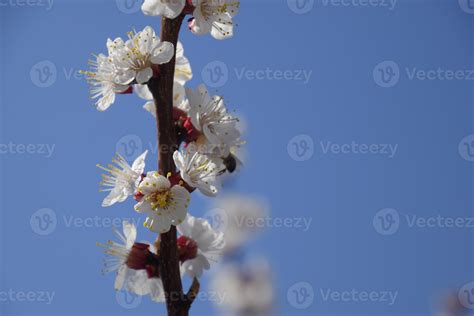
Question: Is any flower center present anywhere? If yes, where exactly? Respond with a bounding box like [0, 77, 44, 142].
[125, 31, 153, 71]
[146, 190, 171, 210]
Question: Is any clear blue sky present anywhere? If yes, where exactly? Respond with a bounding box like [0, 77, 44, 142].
[1, 0, 473, 315]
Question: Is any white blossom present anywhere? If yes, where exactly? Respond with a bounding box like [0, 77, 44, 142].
[108, 26, 174, 85]
[137, 41, 192, 117]
[97, 151, 148, 207]
[189, 0, 240, 40]
[81, 54, 130, 111]
[211, 258, 274, 315]
[177, 215, 225, 278]
[134, 172, 190, 233]
[98, 221, 166, 302]
[141, 0, 186, 19]
[173, 146, 223, 196]
[186, 84, 241, 157]
[214, 194, 269, 252]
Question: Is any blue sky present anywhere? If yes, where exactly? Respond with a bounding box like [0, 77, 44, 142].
[1, 0, 473, 315]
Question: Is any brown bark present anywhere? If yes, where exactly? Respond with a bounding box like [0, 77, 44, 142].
[146, 14, 198, 316]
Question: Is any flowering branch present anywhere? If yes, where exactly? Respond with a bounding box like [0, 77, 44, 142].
[145, 14, 197, 316]
[88, 1, 241, 315]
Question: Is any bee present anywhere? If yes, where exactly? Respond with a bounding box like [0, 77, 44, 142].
[223, 154, 242, 173]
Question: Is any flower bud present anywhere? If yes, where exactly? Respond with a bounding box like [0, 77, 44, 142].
[126, 243, 152, 270]
[177, 236, 198, 262]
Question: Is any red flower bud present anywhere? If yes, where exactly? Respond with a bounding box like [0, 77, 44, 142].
[177, 236, 198, 262]
[126, 243, 151, 270]
[183, 117, 200, 143]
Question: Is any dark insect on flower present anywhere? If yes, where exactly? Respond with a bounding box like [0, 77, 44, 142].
[223, 154, 242, 173]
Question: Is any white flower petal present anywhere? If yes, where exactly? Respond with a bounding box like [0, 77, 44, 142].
[141, 0, 186, 18]
[143, 101, 157, 118]
[102, 187, 127, 207]
[149, 214, 173, 234]
[122, 221, 137, 248]
[134, 199, 153, 214]
[136, 67, 153, 84]
[114, 265, 128, 290]
[150, 41, 175, 65]
[131, 150, 148, 175]
[135, 84, 154, 100]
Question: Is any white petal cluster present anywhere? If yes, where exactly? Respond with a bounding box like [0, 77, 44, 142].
[142, 0, 186, 19]
[83, 26, 174, 111]
[99, 221, 166, 302]
[168, 84, 243, 195]
[173, 147, 223, 196]
[81, 54, 130, 111]
[187, 84, 242, 157]
[134, 172, 190, 234]
[189, 0, 240, 40]
[214, 194, 269, 252]
[88, 0, 255, 304]
[211, 258, 274, 315]
[108, 26, 174, 85]
[141, 0, 240, 40]
[97, 151, 148, 207]
[177, 215, 225, 278]
[137, 41, 192, 117]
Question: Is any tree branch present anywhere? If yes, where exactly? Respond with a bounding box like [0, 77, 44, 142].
[147, 14, 195, 316]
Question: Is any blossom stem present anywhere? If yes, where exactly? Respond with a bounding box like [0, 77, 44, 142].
[147, 14, 196, 316]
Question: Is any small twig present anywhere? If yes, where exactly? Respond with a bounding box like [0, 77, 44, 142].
[186, 278, 201, 304]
